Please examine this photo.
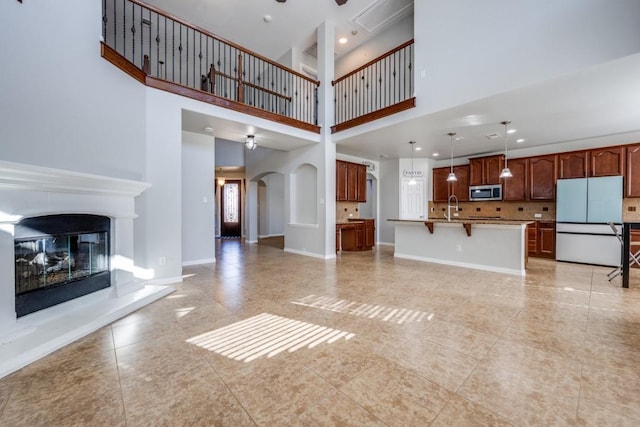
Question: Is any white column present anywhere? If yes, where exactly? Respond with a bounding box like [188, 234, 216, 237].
[0, 223, 18, 340]
[111, 217, 142, 296]
[246, 181, 259, 244]
[317, 20, 337, 258]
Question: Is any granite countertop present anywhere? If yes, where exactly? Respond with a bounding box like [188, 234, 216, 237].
[388, 218, 534, 225]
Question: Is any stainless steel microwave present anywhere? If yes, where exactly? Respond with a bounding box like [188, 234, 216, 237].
[469, 184, 502, 201]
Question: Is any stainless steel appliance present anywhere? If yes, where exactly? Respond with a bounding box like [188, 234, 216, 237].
[555, 176, 622, 266]
[469, 184, 502, 201]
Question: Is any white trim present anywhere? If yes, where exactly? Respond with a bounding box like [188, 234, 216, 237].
[284, 247, 336, 260]
[288, 223, 319, 229]
[258, 233, 285, 238]
[142, 276, 184, 287]
[0, 285, 174, 379]
[394, 252, 526, 276]
[0, 160, 151, 196]
[245, 240, 258, 244]
[182, 258, 215, 267]
[376, 241, 396, 247]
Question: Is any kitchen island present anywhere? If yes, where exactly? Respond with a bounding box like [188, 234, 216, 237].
[388, 219, 533, 276]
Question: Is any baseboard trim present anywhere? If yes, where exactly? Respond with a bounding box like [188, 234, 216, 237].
[258, 234, 285, 238]
[284, 247, 336, 260]
[394, 253, 525, 276]
[182, 258, 215, 267]
[376, 242, 395, 247]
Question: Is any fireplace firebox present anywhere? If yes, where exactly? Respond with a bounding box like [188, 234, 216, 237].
[14, 214, 111, 317]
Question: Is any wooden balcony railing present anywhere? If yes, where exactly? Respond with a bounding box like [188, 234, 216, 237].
[332, 40, 415, 133]
[102, 0, 320, 133]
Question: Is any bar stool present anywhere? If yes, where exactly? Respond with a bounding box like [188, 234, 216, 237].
[608, 222, 640, 281]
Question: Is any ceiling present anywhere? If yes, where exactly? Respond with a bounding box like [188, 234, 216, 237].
[163, 0, 640, 162]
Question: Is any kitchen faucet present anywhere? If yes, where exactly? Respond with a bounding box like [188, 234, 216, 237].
[444, 194, 459, 222]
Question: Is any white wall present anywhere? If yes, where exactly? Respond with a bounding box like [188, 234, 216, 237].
[378, 159, 400, 244]
[260, 173, 285, 237]
[335, 14, 414, 78]
[414, 0, 640, 114]
[0, 0, 146, 180]
[181, 131, 215, 265]
[215, 138, 245, 167]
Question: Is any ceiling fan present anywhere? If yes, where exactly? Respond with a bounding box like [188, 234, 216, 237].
[276, 0, 348, 5]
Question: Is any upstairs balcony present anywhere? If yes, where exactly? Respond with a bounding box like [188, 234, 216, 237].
[101, 0, 414, 135]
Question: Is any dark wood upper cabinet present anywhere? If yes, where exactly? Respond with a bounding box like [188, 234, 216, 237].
[452, 165, 470, 201]
[626, 144, 640, 197]
[484, 155, 504, 185]
[590, 146, 624, 177]
[432, 167, 451, 203]
[529, 155, 557, 200]
[336, 160, 348, 201]
[357, 163, 367, 202]
[469, 155, 503, 186]
[558, 151, 589, 179]
[502, 158, 528, 201]
[433, 165, 469, 202]
[336, 160, 367, 202]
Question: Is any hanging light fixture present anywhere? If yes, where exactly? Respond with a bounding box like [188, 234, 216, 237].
[216, 168, 225, 186]
[245, 135, 257, 151]
[499, 121, 513, 178]
[408, 141, 417, 186]
[446, 132, 457, 182]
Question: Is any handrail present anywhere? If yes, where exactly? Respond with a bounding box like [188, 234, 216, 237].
[103, 0, 319, 129]
[332, 39, 415, 132]
[332, 39, 414, 86]
[132, 0, 319, 86]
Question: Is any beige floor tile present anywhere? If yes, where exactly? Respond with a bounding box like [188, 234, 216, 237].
[339, 359, 453, 425]
[431, 394, 515, 427]
[580, 363, 640, 421]
[577, 397, 640, 426]
[4, 240, 640, 426]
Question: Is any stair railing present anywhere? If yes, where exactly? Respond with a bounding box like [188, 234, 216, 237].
[102, 0, 319, 128]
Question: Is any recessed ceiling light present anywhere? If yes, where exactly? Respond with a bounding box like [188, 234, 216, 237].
[516, 138, 525, 143]
[263, 15, 272, 23]
[338, 37, 348, 44]
[204, 126, 213, 132]
[507, 129, 517, 134]
[433, 153, 439, 157]
[455, 136, 464, 141]
[415, 147, 422, 151]
[379, 154, 389, 158]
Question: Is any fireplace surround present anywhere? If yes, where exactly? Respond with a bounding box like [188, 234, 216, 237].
[0, 160, 175, 378]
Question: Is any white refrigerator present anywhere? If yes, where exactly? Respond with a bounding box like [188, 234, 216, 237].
[555, 176, 622, 266]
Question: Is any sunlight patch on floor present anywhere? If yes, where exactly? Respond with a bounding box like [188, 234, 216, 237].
[186, 313, 354, 362]
[291, 295, 433, 324]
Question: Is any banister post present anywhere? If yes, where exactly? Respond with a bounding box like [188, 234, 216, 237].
[142, 55, 150, 75]
[208, 64, 216, 93]
[237, 53, 243, 103]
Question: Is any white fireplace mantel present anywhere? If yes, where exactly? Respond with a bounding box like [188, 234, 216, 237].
[0, 160, 174, 379]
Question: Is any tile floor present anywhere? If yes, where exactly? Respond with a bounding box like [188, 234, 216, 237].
[1, 240, 640, 426]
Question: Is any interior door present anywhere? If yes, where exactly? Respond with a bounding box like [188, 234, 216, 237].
[401, 179, 425, 219]
[220, 180, 241, 237]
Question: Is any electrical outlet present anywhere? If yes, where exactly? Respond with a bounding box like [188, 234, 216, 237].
[534, 213, 542, 218]
[159, 256, 166, 265]
[453, 212, 459, 217]
[456, 244, 462, 252]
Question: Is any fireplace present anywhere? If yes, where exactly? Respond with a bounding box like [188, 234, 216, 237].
[15, 214, 111, 317]
[0, 160, 174, 379]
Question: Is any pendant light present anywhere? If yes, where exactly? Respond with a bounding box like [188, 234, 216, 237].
[446, 132, 457, 182]
[216, 168, 225, 186]
[499, 121, 513, 178]
[408, 141, 417, 186]
[245, 135, 257, 151]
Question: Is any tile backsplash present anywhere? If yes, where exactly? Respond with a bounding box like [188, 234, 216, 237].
[429, 201, 556, 221]
[336, 202, 360, 222]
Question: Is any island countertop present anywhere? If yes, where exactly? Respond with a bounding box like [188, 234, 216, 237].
[389, 219, 530, 275]
[387, 218, 535, 226]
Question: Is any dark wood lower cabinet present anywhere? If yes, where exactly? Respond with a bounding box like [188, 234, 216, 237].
[527, 221, 556, 259]
[337, 219, 375, 251]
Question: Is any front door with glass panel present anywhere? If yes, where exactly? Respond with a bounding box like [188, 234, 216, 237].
[221, 180, 241, 237]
